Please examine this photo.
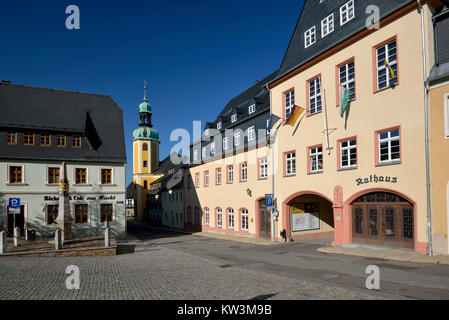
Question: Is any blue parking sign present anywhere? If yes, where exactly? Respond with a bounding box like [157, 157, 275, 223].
[9, 198, 20, 215]
[266, 198, 273, 207]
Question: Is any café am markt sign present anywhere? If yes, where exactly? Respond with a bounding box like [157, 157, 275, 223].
[356, 174, 398, 186]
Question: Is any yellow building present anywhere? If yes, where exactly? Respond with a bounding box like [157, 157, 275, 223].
[132, 84, 161, 221]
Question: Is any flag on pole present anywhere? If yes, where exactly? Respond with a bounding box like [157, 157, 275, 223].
[286, 106, 305, 126]
[339, 85, 350, 118]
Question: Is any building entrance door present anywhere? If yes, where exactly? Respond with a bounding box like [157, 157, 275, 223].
[7, 205, 25, 237]
[259, 200, 271, 239]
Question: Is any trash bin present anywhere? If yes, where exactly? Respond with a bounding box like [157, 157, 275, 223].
[27, 228, 37, 241]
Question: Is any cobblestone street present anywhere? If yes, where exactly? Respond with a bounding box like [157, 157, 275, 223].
[0, 244, 387, 300]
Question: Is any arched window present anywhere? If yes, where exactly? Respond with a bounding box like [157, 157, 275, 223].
[204, 207, 210, 226]
[143, 181, 148, 189]
[216, 208, 222, 228]
[241, 208, 248, 232]
[227, 208, 234, 229]
[143, 143, 148, 151]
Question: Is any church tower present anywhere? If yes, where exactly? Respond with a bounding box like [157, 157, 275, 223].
[133, 82, 160, 220]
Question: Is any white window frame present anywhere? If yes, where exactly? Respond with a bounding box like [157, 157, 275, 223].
[195, 173, 200, 188]
[309, 77, 322, 115]
[231, 114, 237, 123]
[73, 202, 91, 225]
[202, 147, 206, 159]
[227, 208, 234, 230]
[376, 40, 398, 91]
[249, 104, 256, 114]
[74, 167, 89, 185]
[310, 147, 323, 173]
[248, 126, 256, 142]
[241, 163, 247, 182]
[241, 209, 248, 232]
[445, 94, 449, 139]
[205, 208, 210, 226]
[216, 168, 222, 185]
[216, 208, 223, 228]
[340, 139, 357, 169]
[285, 152, 296, 176]
[223, 137, 229, 150]
[259, 158, 268, 179]
[234, 132, 241, 146]
[285, 90, 295, 119]
[204, 171, 209, 187]
[6, 164, 25, 184]
[217, 122, 222, 130]
[228, 165, 233, 183]
[46, 165, 60, 185]
[210, 143, 216, 156]
[304, 26, 316, 48]
[321, 13, 334, 38]
[340, 0, 355, 26]
[378, 129, 400, 164]
[339, 60, 356, 101]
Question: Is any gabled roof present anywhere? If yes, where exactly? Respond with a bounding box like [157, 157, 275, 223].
[0, 82, 126, 163]
[278, 0, 414, 79]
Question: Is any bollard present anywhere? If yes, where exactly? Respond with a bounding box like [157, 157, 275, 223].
[0, 231, 6, 254]
[13, 227, 20, 247]
[105, 227, 111, 248]
[55, 229, 61, 251]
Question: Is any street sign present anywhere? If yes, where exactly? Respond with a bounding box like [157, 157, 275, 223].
[8, 198, 20, 215]
[265, 194, 274, 199]
[266, 198, 273, 207]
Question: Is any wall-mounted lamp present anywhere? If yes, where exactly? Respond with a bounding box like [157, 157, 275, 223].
[246, 188, 252, 197]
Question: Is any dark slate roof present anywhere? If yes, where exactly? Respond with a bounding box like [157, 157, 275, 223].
[429, 62, 449, 83]
[278, 0, 414, 78]
[0, 82, 126, 163]
[149, 153, 186, 192]
[126, 182, 135, 198]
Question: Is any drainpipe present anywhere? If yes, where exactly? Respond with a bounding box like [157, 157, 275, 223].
[417, 0, 433, 256]
[266, 84, 276, 243]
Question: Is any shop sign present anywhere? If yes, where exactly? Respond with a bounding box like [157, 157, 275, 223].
[356, 174, 398, 186]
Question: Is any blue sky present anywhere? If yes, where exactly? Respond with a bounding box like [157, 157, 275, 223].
[0, 0, 305, 184]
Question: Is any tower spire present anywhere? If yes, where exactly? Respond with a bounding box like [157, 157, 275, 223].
[144, 80, 148, 102]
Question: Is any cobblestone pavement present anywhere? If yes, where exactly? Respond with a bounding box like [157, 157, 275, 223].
[0, 244, 389, 300]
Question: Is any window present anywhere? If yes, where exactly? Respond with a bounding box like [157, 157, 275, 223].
[47, 205, 58, 225]
[202, 147, 206, 159]
[187, 207, 193, 224]
[9, 166, 22, 184]
[211, 143, 216, 156]
[378, 129, 400, 164]
[75, 168, 87, 184]
[231, 114, 237, 123]
[309, 146, 323, 173]
[193, 149, 198, 162]
[308, 76, 322, 115]
[195, 173, 200, 188]
[217, 122, 222, 130]
[305, 26, 316, 48]
[285, 152, 296, 176]
[227, 165, 233, 183]
[223, 137, 229, 150]
[204, 129, 209, 136]
[204, 171, 209, 187]
[101, 169, 112, 184]
[340, 139, 357, 169]
[216, 208, 222, 228]
[7, 132, 17, 145]
[240, 162, 247, 182]
[100, 204, 113, 223]
[72, 136, 82, 148]
[248, 126, 256, 141]
[340, 0, 355, 26]
[249, 104, 256, 114]
[56, 135, 66, 147]
[143, 161, 148, 168]
[284, 90, 295, 120]
[187, 175, 192, 189]
[321, 13, 334, 37]
[376, 39, 398, 91]
[195, 207, 201, 225]
[75, 204, 88, 224]
[338, 60, 356, 101]
[40, 134, 51, 146]
[143, 143, 148, 151]
[234, 132, 241, 146]
[204, 208, 210, 226]
[48, 167, 60, 184]
[241, 209, 248, 232]
[227, 208, 234, 229]
[216, 168, 222, 185]
[144, 181, 148, 189]
[23, 133, 34, 145]
[259, 158, 268, 179]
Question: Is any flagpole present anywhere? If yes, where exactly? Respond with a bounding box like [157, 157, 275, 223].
[323, 89, 331, 155]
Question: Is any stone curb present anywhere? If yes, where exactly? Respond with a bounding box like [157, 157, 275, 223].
[194, 232, 277, 246]
[318, 247, 449, 264]
[0, 246, 117, 258]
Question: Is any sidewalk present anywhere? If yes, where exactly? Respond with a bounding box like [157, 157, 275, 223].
[318, 245, 449, 265]
[194, 231, 277, 246]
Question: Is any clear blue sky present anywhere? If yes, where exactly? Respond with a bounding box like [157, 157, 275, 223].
[0, 0, 305, 185]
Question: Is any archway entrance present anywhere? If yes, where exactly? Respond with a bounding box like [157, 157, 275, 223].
[258, 199, 271, 239]
[351, 192, 414, 249]
[287, 194, 334, 240]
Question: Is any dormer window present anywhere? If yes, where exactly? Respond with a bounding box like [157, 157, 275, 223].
[217, 122, 222, 130]
[204, 129, 209, 136]
[210, 143, 216, 156]
[340, 0, 355, 26]
[231, 114, 237, 123]
[321, 13, 334, 38]
[202, 147, 206, 159]
[249, 104, 256, 114]
[305, 26, 316, 48]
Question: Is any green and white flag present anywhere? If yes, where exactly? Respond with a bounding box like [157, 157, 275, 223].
[339, 85, 350, 118]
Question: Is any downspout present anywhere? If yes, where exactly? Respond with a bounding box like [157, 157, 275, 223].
[417, 0, 433, 256]
[266, 83, 276, 243]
